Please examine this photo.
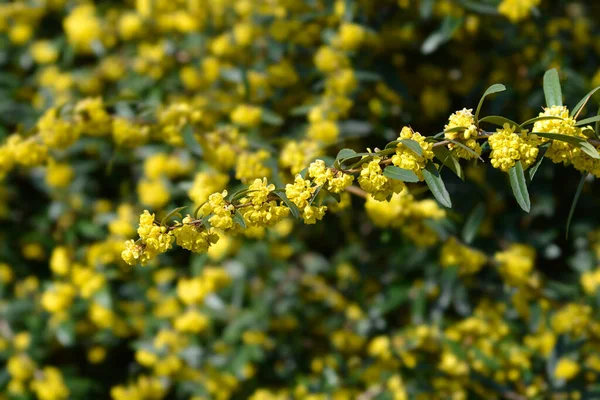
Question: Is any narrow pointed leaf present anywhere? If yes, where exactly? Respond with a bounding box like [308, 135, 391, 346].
[527, 142, 550, 183]
[533, 132, 599, 159]
[433, 146, 464, 180]
[575, 115, 600, 126]
[543, 68, 562, 107]
[509, 161, 530, 212]
[572, 86, 600, 118]
[520, 115, 563, 128]
[566, 173, 587, 239]
[233, 210, 247, 229]
[383, 166, 420, 183]
[479, 116, 521, 131]
[161, 206, 187, 226]
[475, 83, 506, 121]
[596, 104, 600, 140]
[272, 191, 300, 219]
[462, 204, 485, 244]
[422, 162, 452, 208]
[400, 139, 423, 156]
[335, 148, 356, 162]
[444, 138, 484, 161]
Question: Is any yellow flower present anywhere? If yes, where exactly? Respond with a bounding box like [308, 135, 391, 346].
[391, 127, 434, 179]
[307, 120, 339, 144]
[137, 179, 170, 210]
[358, 157, 405, 201]
[440, 237, 487, 275]
[231, 105, 262, 127]
[581, 269, 600, 295]
[488, 124, 540, 172]
[7, 354, 35, 381]
[173, 216, 220, 253]
[46, 161, 74, 188]
[49, 246, 71, 276]
[308, 159, 354, 193]
[554, 358, 580, 380]
[498, 0, 541, 23]
[285, 175, 327, 224]
[174, 309, 210, 333]
[30, 41, 59, 64]
[235, 150, 272, 183]
[63, 5, 103, 53]
[494, 244, 536, 286]
[334, 23, 366, 51]
[188, 171, 230, 206]
[88, 346, 107, 364]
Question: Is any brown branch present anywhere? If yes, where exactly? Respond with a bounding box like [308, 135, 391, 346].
[345, 185, 368, 198]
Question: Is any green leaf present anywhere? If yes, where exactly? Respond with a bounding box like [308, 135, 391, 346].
[233, 210, 247, 229]
[543, 68, 562, 107]
[335, 148, 356, 162]
[228, 188, 251, 201]
[289, 104, 315, 116]
[325, 190, 341, 203]
[183, 124, 203, 157]
[161, 206, 187, 226]
[443, 138, 484, 161]
[421, 16, 463, 54]
[261, 109, 284, 126]
[478, 115, 521, 131]
[594, 106, 600, 138]
[383, 165, 420, 183]
[572, 86, 600, 118]
[462, 204, 485, 244]
[309, 185, 323, 205]
[475, 83, 506, 121]
[520, 115, 564, 128]
[508, 161, 530, 212]
[533, 132, 600, 159]
[422, 162, 452, 208]
[444, 126, 468, 134]
[299, 167, 308, 179]
[433, 146, 464, 180]
[338, 152, 372, 166]
[400, 139, 423, 156]
[349, 154, 376, 169]
[527, 142, 550, 183]
[272, 191, 300, 219]
[575, 115, 600, 127]
[566, 173, 587, 239]
[200, 213, 214, 230]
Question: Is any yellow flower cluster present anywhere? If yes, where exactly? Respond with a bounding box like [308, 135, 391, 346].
[188, 170, 230, 206]
[365, 190, 446, 247]
[392, 127, 434, 179]
[285, 175, 327, 224]
[235, 149, 272, 183]
[308, 159, 354, 193]
[122, 211, 174, 265]
[238, 178, 290, 227]
[198, 191, 236, 231]
[498, 0, 541, 23]
[440, 237, 488, 275]
[444, 108, 482, 160]
[7, 354, 70, 400]
[173, 216, 220, 253]
[494, 244, 536, 286]
[3, 0, 600, 398]
[358, 157, 405, 201]
[280, 139, 323, 175]
[488, 123, 541, 171]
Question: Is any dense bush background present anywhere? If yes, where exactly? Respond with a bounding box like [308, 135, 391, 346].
[1, 0, 600, 399]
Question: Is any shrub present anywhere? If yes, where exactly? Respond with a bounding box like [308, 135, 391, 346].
[1, 1, 600, 399]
